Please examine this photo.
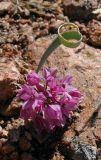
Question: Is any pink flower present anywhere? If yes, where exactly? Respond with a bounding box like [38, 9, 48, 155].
[17, 68, 82, 135]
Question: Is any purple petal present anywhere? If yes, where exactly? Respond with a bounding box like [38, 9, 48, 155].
[61, 75, 72, 85]
[43, 68, 57, 79]
[44, 104, 64, 127]
[69, 90, 82, 98]
[17, 85, 35, 101]
[20, 103, 36, 120]
[67, 97, 80, 109]
[27, 72, 40, 86]
[61, 105, 71, 118]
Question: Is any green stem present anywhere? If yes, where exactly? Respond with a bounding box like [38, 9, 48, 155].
[36, 37, 60, 73]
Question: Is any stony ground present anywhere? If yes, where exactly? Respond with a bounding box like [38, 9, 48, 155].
[0, 0, 101, 160]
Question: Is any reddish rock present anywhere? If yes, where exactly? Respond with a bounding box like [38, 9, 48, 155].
[49, 19, 64, 33]
[0, 97, 22, 117]
[0, 60, 20, 102]
[87, 20, 101, 47]
[19, 23, 34, 43]
[75, 20, 101, 47]
[79, 128, 97, 146]
[94, 126, 101, 140]
[74, 105, 95, 133]
[62, 129, 75, 145]
[93, 110, 101, 141]
[0, 2, 14, 15]
[2, 44, 20, 57]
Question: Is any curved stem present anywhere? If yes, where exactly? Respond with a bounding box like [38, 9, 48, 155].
[36, 37, 61, 73]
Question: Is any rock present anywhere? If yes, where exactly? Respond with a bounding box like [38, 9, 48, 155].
[18, 23, 34, 44]
[1, 143, 15, 154]
[0, 60, 20, 102]
[49, 19, 64, 33]
[5, 118, 24, 131]
[79, 96, 101, 147]
[70, 137, 97, 160]
[87, 20, 101, 47]
[52, 152, 65, 160]
[74, 104, 95, 133]
[0, 138, 8, 146]
[62, 129, 75, 145]
[0, 2, 14, 16]
[98, 148, 101, 160]
[79, 128, 97, 147]
[94, 126, 101, 140]
[63, 0, 98, 20]
[93, 107, 101, 141]
[0, 97, 22, 117]
[92, 8, 101, 21]
[75, 20, 101, 47]
[0, 129, 8, 138]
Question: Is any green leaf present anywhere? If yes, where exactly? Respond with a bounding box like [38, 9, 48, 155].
[36, 22, 82, 73]
[59, 31, 82, 48]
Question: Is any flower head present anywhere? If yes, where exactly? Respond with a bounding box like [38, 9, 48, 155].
[17, 68, 82, 135]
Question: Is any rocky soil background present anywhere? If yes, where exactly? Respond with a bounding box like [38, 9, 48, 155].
[0, 0, 101, 160]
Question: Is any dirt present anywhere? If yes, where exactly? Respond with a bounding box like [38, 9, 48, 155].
[0, 0, 101, 160]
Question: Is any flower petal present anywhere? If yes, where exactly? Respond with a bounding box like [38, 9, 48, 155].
[27, 72, 40, 86]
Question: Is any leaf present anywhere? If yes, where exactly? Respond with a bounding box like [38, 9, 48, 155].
[36, 22, 82, 73]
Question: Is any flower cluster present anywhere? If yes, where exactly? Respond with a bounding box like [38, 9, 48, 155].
[17, 68, 81, 135]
